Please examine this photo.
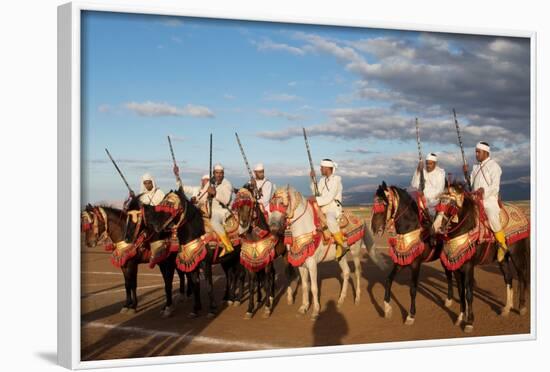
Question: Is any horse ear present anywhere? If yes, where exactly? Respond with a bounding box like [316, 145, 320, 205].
[382, 181, 388, 190]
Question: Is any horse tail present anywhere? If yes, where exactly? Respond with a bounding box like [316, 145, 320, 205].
[362, 223, 387, 271]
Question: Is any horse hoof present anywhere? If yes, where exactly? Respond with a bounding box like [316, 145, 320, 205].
[384, 302, 393, 319]
[207, 312, 216, 319]
[262, 310, 272, 319]
[310, 313, 319, 321]
[287, 297, 294, 305]
[520, 307, 528, 316]
[405, 315, 415, 326]
[298, 307, 308, 315]
[354, 297, 361, 306]
[337, 298, 345, 308]
[244, 312, 253, 320]
[233, 301, 241, 307]
[161, 308, 174, 318]
[120, 307, 129, 314]
[455, 313, 464, 326]
[500, 308, 511, 317]
[226, 300, 234, 306]
[127, 308, 136, 315]
[464, 325, 474, 333]
[187, 312, 199, 319]
[445, 298, 453, 308]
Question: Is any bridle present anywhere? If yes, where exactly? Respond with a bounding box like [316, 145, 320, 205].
[434, 189, 471, 237]
[371, 187, 410, 234]
[81, 206, 114, 248]
[269, 187, 309, 228]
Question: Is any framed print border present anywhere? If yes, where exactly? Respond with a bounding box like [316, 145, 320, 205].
[58, 1, 537, 369]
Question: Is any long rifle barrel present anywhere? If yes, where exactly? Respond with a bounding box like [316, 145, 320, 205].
[235, 133, 260, 199]
[302, 127, 320, 197]
[105, 148, 133, 194]
[452, 109, 471, 191]
[415, 118, 426, 192]
[167, 136, 182, 184]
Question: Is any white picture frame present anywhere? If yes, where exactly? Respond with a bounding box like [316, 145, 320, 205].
[58, 1, 537, 369]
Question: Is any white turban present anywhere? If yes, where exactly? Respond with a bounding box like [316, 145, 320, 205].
[140, 173, 156, 193]
[201, 174, 210, 180]
[320, 159, 337, 168]
[213, 164, 224, 171]
[426, 153, 438, 162]
[476, 142, 491, 153]
[254, 163, 264, 171]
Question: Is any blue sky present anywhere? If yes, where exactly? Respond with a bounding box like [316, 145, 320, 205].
[81, 11, 531, 205]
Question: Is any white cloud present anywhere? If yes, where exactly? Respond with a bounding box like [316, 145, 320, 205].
[263, 93, 301, 102]
[97, 104, 111, 113]
[254, 39, 306, 56]
[259, 109, 304, 121]
[125, 101, 215, 118]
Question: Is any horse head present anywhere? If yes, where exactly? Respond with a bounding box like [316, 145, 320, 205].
[371, 181, 392, 236]
[268, 185, 304, 236]
[232, 187, 256, 233]
[82, 204, 98, 247]
[432, 182, 468, 235]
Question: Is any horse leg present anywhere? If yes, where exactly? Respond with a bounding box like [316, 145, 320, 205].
[405, 259, 421, 325]
[120, 266, 132, 313]
[174, 268, 186, 305]
[352, 243, 362, 304]
[497, 255, 514, 317]
[204, 261, 216, 317]
[159, 261, 176, 318]
[337, 256, 351, 307]
[222, 263, 231, 304]
[235, 267, 245, 306]
[297, 266, 310, 315]
[128, 259, 139, 313]
[463, 262, 475, 332]
[383, 263, 401, 319]
[263, 264, 275, 317]
[444, 267, 454, 308]
[308, 258, 320, 320]
[188, 269, 202, 318]
[245, 271, 255, 319]
[284, 257, 295, 305]
[454, 270, 466, 327]
[510, 241, 529, 315]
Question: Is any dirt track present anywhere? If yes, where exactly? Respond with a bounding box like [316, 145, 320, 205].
[81, 204, 531, 361]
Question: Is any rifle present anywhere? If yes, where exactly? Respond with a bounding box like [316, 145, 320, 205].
[235, 133, 261, 200]
[105, 148, 134, 194]
[208, 133, 214, 218]
[415, 118, 426, 192]
[167, 136, 182, 186]
[302, 127, 320, 197]
[452, 108, 471, 191]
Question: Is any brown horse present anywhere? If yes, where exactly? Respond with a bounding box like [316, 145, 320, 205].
[370, 182, 454, 325]
[232, 186, 292, 318]
[432, 183, 530, 332]
[81, 204, 190, 315]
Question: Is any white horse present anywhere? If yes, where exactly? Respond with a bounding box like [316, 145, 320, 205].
[268, 186, 381, 320]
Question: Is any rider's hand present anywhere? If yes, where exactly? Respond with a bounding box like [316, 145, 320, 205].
[173, 165, 180, 176]
[207, 186, 216, 196]
[309, 170, 315, 179]
[129, 190, 135, 198]
[190, 196, 197, 204]
[463, 164, 469, 173]
[417, 161, 423, 172]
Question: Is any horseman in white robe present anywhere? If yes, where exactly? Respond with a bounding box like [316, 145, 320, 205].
[250, 163, 274, 215]
[463, 141, 507, 262]
[138, 173, 165, 206]
[309, 159, 347, 260]
[206, 164, 234, 257]
[173, 167, 210, 209]
[411, 152, 446, 218]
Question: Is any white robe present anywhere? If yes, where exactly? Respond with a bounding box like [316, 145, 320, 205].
[255, 178, 274, 213]
[177, 180, 209, 207]
[411, 166, 446, 216]
[210, 178, 234, 235]
[470, 157, 502, 231]
[311, 174, 343, 234]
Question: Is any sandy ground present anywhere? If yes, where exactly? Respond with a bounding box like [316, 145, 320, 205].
[80, 203, 531, 361]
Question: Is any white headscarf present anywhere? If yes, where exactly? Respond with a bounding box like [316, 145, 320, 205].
[140, 173, 157, 193]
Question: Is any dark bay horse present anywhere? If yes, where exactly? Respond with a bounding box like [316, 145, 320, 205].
[232, 187, 291, 319]
[432, 183, 530, 332]
[81, 204, 190, 315]
[370, 182, 454, 325]
[125, 189, 243, 318]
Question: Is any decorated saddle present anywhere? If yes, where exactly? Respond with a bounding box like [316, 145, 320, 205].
[440, 196, 530, 271]
[202, 211, 241, 249]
